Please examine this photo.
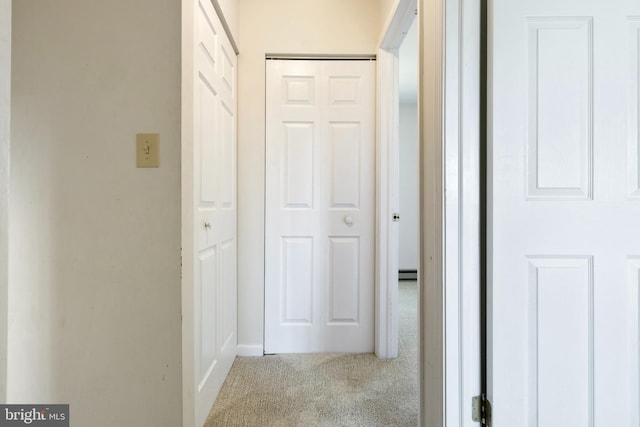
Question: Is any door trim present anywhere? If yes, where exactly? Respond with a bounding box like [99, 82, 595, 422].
[375, 48, 401, 359]
[440, 0, 483, 424]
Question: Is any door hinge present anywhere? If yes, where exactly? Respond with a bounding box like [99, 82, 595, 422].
[472, 394, 492, 426]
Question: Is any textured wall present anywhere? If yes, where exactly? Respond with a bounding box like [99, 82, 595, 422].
[0, 0, 10, 402]
[9, 1, 182, 425]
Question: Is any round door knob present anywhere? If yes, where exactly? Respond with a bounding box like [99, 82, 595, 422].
[344, 216, 353, 225]
[204, 221, 211, 230]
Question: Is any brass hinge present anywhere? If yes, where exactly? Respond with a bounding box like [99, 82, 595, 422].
[472, 394, 492, 426]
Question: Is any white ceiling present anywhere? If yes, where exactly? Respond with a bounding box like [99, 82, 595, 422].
[398, 17, 418, 104]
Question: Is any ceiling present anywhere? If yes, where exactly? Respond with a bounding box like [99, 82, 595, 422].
[398, 17, 418, 104]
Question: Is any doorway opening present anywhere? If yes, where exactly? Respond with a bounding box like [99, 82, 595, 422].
[263, 57, 377, 354]
[397, 11, 420, 419]
[398, 16, 419, 286]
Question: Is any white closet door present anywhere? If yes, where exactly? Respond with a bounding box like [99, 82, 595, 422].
[265, 59, 376, 353]
[183, 0, 237, 425]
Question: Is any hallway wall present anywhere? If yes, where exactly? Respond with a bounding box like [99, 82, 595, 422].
[9, 1, 182, 425]
[380, 0, 399, 30]
[237, 0, 385, 353]
[0, 0, 9, 401]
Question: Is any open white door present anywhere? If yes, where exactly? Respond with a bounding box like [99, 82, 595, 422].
[264, 59, 376, 354]
[490, 0, 640, 425]
[182, 0, 237, 425]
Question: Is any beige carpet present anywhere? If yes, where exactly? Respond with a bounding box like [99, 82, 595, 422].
[205, 281, 418, 427]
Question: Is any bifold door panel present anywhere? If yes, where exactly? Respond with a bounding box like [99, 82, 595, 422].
[185, 0, 237, 425]
[265, 59, 375, 353]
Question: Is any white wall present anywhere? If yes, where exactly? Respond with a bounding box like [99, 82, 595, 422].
[237, 0, 383, 353]
[9, 1, 182, 426]
[380, 0, 399, 33]
[214, 0, 239, 47]
[0, 0, 10, 401]
[399, 103, 418, 270]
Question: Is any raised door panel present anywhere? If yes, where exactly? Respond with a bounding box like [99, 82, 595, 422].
[199, 248, 218, 386]
[328, 237, 360, 324]
[281, 237, 314, 324]
[284, 76, 315, 105]
[198, 76, 218, 209]
[283, 122, 315, 209]
[196, 0, 217, 79]
[219, 100, 235, 210]
[329, 122, 361, 208]
[329, 76, 361, 105]
[527, 18, 593, 200]
[219, 239, 236, 354]
[220, 42, 235, 98]
[628, 19, 640, 199]
[527, 256, 593, 427]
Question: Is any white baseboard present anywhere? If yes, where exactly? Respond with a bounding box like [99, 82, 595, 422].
[237, 344, 263, 357]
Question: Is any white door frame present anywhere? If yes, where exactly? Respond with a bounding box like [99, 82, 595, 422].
[439, 0, 483, 424]
[375, 0, 414, 361]
[378, 0, 482, 425]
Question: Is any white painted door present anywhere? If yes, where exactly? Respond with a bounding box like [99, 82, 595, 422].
[490, 0, 640, 425]
[183, 0, 237, 425]
[265, 59, 376, 354]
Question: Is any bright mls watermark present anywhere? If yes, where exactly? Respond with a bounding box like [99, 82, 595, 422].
[0, 405, 68, 426]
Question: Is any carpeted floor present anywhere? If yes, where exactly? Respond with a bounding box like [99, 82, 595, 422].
[204, 281, 418, 426]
